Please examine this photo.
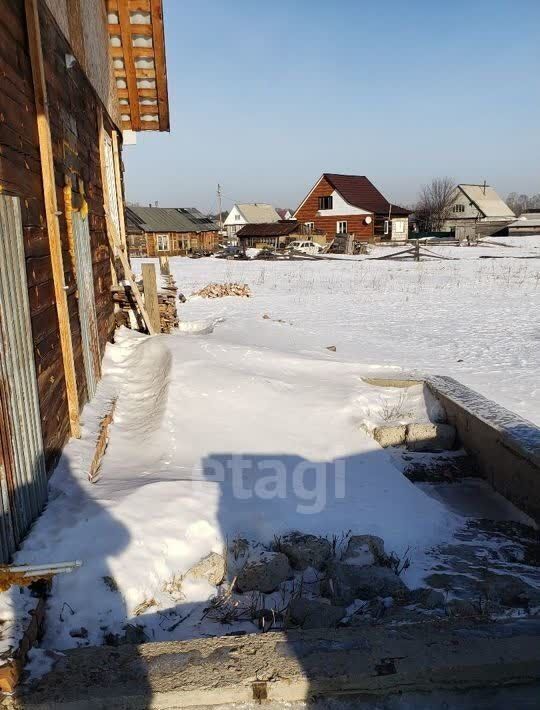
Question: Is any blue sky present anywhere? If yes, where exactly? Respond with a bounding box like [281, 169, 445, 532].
[124, 0, 540, 213]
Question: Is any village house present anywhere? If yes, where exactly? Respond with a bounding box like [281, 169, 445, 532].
[276, 208, 294, 220]
[443, 184, 515, 238]
[294, 174, 410, 242]
[126, 206, 220, 257]
[236, 221, 308, 250]
[508, 211, 540, 236]
[224, 203, 281, 241]
[0, 0, 169, 561]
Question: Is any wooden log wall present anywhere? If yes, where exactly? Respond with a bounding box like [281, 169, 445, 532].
[0, 0, 117, 469]
[144, 230, 220, 257]
[294, 176, 374, 241]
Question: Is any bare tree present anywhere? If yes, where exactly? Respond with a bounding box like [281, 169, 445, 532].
[507, 192, 540, 216]
[415, 177, 455, 232]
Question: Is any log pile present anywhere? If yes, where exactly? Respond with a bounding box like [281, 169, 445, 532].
[193, 282, 251, 299]
[158, 274, 180, 333]
[112, 273, 180, 334]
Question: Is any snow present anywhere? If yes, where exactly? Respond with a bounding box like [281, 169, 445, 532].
[0, 588, 38, 662]
[3, 236, 539, 654]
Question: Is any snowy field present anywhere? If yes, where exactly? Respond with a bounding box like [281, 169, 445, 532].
[4, 236, 539, 660]
[170, 236, 540, 426]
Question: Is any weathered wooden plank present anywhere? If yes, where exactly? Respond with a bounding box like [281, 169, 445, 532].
[150, 0, 169, 131]
[141, 262, 160, 333]
[116, 1, 141, 131]
[25, 0, 81, 438]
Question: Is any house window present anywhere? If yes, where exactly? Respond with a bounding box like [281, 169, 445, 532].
[305, 222, 314, 233]
[453, 204, 465, 213]
[384, 220, 389, 235]
[394, 220, 405, 234]
[235, 213, 241, 221]
[318, 196, 333, 210]
[337, 221, 347, 234]
[156, 234, 170, 251]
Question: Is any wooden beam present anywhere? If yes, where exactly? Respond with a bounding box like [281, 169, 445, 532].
[63, 180, 77, 283]
[111, 130, 127, 251]
[150, 0, 169, 131]
[97, 108, 156, 335]
[25, 0, 81, 438]
[141, 263, 160, 334]
[88, 398, 117, 483]
[116, 1, 141, 131]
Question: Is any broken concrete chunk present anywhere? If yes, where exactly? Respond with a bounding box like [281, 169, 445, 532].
[406, 423, 456, 452]
[342, 535, 385, 567]
[373, 425, 407, 448]
[275, 532, 331, 571]
[185, 552, 225, 587]
[236, 552, 291, 593]
[286, 598, 345, 629]
[322, 563, 408, 605]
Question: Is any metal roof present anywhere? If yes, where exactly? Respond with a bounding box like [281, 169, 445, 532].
[458, 185, 515, 219]
[322, 174, 411, 216]
[514, 212, 540, 221]
[235, 204, 281, 224]
[125, 206, 219, 233]
[236, 221, 300, 238]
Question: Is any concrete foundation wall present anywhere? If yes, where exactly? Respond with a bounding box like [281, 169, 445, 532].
[426, 376, 540, 524]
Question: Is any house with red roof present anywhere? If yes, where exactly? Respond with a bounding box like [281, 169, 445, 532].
[294, 174, 411, 241]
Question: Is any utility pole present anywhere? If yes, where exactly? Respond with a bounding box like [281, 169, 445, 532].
[217, 183, 223, 233]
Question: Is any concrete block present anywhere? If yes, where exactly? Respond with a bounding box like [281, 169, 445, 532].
[373, 425, 407, 448]
[406, 423, 456, 452]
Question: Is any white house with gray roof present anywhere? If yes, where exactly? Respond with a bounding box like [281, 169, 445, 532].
[224, 203, 281, 241]
[444, 184, 515, 235]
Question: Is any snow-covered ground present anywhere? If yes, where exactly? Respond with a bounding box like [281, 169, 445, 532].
[4, 236, 539, 657]
[167, 236, 540, 426]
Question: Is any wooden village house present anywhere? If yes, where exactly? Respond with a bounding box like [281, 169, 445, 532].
[235, 221, 307, 250]
[126, 205, 220, 257]
[224, 203, 281, 241]
[294, 174, 410, 242]
[443, 183, 515, 239]
[0, 0, 169, 561]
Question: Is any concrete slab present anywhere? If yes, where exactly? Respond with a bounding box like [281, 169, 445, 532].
[4, 619, 540, 709]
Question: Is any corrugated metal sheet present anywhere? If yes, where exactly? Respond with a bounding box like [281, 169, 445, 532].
[0, 196, 47, 562]
[127, 206, 219, 233]
[73, 211, 101, 400]
[458, 185, 515, 219]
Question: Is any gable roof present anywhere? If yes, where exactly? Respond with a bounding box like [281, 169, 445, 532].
[126, 206, 219, 233]
[322, 174, 410, 216]
[457, 185, 515, 218]
[235, 203, 281, 224]
[236, 221, 300, 238]
[276, 208, 293, 219]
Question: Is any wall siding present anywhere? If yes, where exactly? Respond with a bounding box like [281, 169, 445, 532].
[295, 176, 374, 241]
[0, 0, 116, 470]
